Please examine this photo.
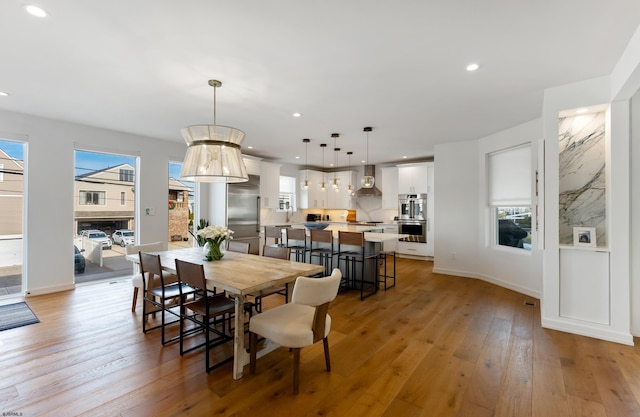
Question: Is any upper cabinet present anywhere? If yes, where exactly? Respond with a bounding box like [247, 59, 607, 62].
[397, 162, 432, 194]
[326, 171, 355, 209]
[381, 167, 399, 209]
[299, 170, 326, 209]
[260, 161, 281, 209]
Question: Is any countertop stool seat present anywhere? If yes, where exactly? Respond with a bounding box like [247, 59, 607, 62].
[378, 249, 396, 290]
[337, 231, 378, 300]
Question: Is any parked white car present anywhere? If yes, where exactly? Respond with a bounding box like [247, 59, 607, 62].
[111, 229, 134, 247]
[81, 229, 112, 249]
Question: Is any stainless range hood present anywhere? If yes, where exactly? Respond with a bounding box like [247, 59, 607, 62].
[354, 165, 382, 197]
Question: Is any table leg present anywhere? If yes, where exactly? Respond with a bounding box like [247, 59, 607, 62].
[233, 293, 249, 380]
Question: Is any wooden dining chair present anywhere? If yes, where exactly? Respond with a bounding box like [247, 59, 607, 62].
[175, 259, 236, 372]
[226, 240, 250, 254]
[284, 227, 309, 262]
[248, 245, 291, 313]
[139, 251, 194, 345]
[250, 268, 342, 394]
[126, 242, 178, 312]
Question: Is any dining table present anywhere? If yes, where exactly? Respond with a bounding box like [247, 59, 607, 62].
[128, 246, 325, 380]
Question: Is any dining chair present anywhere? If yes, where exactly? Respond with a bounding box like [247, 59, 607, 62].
[308, 229, 337, 276]
[139, 251, 194, 345]
[175, 259, 236, 372]
[249, 268, 342, 394]
[248, 245, 291, 313]
[227, 240, 250, 254]
[337, 231, 378, 300]
[284, 227, 309, 262]
[126, 242, 178, 312]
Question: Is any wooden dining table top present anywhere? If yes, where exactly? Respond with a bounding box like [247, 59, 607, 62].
[129, 247, 325, 296]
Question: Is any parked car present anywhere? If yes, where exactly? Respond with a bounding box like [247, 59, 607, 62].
[74, 245, 85, 274]
[111, 229, 134, 247]
[81, 229, 112, 249]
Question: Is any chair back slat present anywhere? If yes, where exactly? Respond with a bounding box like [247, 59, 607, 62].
[338, 231, 364, 247]
[138, 252, 164, 289]
[175, 259, 206, 292]
[310, 229, 333, 244]
[227, 240, 250, 254]
[262, 245, 291, 260]
[286, 228, 306, 242]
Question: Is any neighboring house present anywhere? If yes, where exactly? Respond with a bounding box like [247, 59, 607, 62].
[74, 163, 136, 235]
[0, 148, 24, 235]
[168, 177, 192, 242]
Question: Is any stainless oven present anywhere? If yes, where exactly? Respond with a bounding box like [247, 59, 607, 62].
[397, 220, 427, 243]
[398, 193, 426, 221]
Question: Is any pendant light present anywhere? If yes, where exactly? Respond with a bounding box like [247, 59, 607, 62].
[318, 143, 327, 192]
[179, 79, 249, 183]
[346, 151, 354, 195]
[330, 133, 341, 191]
[300, 138, 311, 190]
[361, 126, 375, 188]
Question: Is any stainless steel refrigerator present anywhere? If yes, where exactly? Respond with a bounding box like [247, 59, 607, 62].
[227, 174, 260, 254]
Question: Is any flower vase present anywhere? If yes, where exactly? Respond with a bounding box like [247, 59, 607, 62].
[203, 240, 225, 261]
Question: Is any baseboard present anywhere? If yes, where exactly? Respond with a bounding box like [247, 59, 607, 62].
[432, 267, 541, 299]
[542, 317, 634, 346]
[25, 283, 76, 296]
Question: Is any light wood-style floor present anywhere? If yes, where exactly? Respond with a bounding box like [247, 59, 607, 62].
[2, 258, 640, 416]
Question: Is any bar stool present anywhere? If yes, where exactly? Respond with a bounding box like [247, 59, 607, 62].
[308, 229, 337, 276]
[284, 227, 309, 262]
[337, 231, 377, 300]
[264, 226, 285, 248]
[378, 249, 396, 290]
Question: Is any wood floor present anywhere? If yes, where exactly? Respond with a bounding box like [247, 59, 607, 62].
[2, 258, 640, 416]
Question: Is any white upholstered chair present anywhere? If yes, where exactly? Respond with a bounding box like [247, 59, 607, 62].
[126, 242, 177, 312]
[249, 268, 342, 394]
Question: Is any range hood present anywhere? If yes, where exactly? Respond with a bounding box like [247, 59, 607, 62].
[354, 165, 382, 197]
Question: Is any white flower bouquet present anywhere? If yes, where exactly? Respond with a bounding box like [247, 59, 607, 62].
[196, 225, 234, 260]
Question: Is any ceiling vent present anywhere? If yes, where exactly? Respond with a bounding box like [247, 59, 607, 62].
[354, 165, 382, 197]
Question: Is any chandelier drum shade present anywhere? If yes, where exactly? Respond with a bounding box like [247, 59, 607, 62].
[180, 80, 249, 183]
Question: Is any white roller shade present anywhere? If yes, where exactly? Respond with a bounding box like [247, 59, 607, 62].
[488, 144, 531, 206]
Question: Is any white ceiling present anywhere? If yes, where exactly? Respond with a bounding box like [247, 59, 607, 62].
[1, 1, 639, 169]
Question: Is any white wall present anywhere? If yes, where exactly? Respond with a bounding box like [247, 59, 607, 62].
[630, 92, 640, 335]
[433, 140, 479, 278]
[0, 108, 186, 295]
[433, 120, 542, 299]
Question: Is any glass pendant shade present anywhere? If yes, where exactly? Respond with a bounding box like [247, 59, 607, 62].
[300, 138, 311, 190]
[361, 175, 375, 188]
[301, 178, 310, 190]
[179, 125, 248, 183]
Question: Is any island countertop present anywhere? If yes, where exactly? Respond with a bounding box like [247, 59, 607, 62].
[290, 223, 406, 242]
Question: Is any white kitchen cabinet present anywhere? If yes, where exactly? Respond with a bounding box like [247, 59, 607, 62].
[398, 241, 430, 257]
[398, 162, 431, 194]
[299, 170, 326, 209]
[260, 161, 281, 209]
[326, 171, 355, 208]
[381, 167, 398, 209]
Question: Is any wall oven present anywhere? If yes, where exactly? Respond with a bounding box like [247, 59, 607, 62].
[398, 193, 426, 221]
[397, 220, 427, 243]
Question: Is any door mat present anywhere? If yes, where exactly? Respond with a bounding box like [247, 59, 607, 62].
[0, 302, 40, 331]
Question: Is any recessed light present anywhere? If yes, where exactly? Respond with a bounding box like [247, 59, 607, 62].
[0, 91, 9, 97]
[292, 112, 301, 117]
[25, 5, 47, 17]
[576, 108, 588, 114]
[247, 146, 253, 149]
[295, 156, 300, 159]
[466, 63, 479, 72]
[361, 159, 366, 164]
[402, 156, 408, 159]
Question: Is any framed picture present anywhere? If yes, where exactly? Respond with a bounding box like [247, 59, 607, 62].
[573, 227, 596, 247]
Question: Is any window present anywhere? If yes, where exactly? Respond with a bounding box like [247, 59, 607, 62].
[79, 190, 106, 205]
[119, 169, 134, 182]
[120, 191, 126, 206]
[279, 176, 296, 211]
[488, 143, 532, 251]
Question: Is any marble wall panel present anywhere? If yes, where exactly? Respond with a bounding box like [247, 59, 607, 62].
[558, 112, 606, 246]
